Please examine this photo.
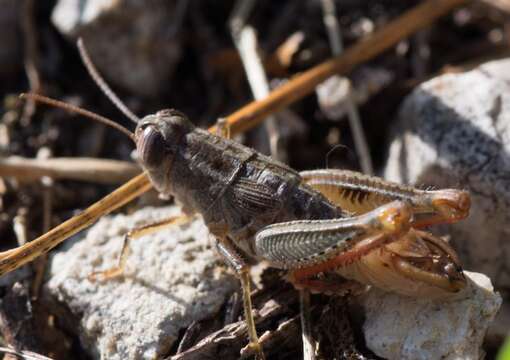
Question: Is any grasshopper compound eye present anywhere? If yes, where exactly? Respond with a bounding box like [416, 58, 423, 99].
[135, 109, 195, 170]
[136, 124, 167, 169]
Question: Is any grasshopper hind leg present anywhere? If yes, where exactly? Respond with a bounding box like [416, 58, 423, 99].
[215, 237, 265, 360]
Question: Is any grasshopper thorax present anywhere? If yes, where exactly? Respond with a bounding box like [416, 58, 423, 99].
[135, 109, 194, 170]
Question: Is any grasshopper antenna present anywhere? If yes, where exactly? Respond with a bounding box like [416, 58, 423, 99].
[325, 143, 350, 169]
[77, 38, 141, 124]
[19, 93, 136, 143]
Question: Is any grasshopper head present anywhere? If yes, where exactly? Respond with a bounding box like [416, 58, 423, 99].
[135, 109, 194, 193]
[135, 109, 194, 170]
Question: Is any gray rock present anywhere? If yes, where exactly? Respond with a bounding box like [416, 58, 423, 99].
[45, 206, 237, 360]
[362, 271, 502, 360]
[384, 59, 510, 290]
[51, 0, 182, 97]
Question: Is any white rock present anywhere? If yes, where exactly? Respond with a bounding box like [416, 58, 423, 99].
[45, 206, 237, 360]
[362, 271, 502, 360]
[316, 67, 393, 120]
[384, 60, 510, 342]
[51, 0, 182, 97]
[384, 59, 510, 289]
[316, 75, 353, 120]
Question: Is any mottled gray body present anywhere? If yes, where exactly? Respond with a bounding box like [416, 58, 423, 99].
[136, 110, 466, 303]
[145, 124, 341, 259]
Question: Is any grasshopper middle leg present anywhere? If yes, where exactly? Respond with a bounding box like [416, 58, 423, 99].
[215, 236, 265, 360]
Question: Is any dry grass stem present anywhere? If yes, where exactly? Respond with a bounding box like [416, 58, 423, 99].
[0, 157, 141, 184]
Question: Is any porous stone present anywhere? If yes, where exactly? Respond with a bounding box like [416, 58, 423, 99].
[384, 59, 510, 290]
[362, 271, 502, 360]
[51, 0, 182, 97]
[44, 206, 237, 360]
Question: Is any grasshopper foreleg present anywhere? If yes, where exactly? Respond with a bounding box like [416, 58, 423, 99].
[89, 215, 190, 281]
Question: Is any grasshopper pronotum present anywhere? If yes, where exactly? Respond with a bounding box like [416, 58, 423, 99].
[0, 1, 471, 357]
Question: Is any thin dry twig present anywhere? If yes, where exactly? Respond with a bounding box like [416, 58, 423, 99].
[170, 286, 301, 359]
[0, 347, 53, 360]
[230, 1, 283, 160]
[345, 98, 373, 173]
[20, 0, 41, 125]
[411, 29, 431, 80]
[0, 157, 141, 184]
[300, 289, 317, 360]
[0, 0, 467, 276]
[229, 0, 256, 31]
[31, 172, 54, 299]
[319, 0, 374, 175]
[13, 210, 28, 247]
[321, 0, 343, 55]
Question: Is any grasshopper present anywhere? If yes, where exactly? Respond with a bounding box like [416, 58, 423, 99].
[1, 42, 470, 359]
[2, 104, 469, 357]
